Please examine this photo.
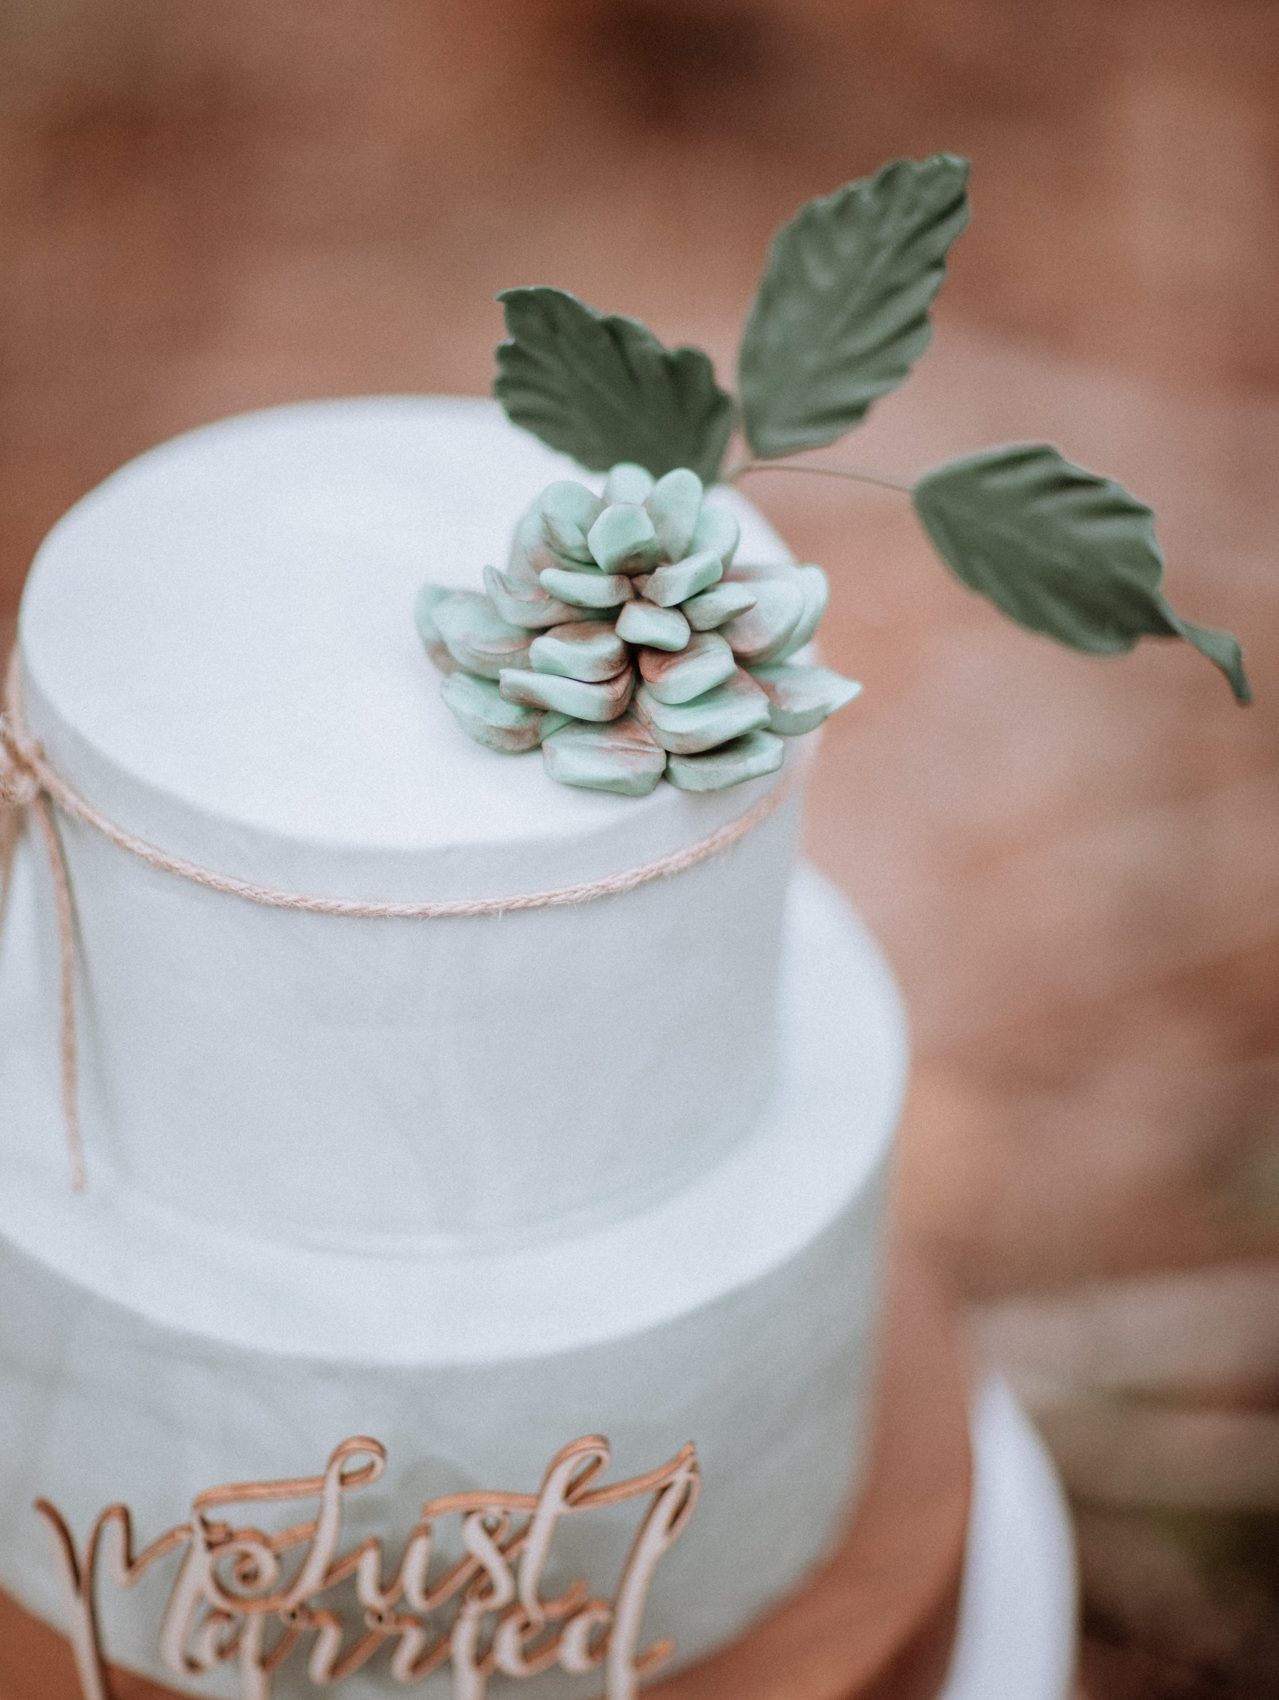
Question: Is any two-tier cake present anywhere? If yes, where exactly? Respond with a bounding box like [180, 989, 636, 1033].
[0, 396, 908, 1700]
[1, 147, 1249, 1700]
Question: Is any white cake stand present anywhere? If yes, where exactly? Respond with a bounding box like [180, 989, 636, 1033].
[939, 1378, 1078, 1700]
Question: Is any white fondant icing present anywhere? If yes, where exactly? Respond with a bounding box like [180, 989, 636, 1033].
[0, 398, 909, 1694]
[13, 399, 803, 1246]
[0, 870, 904, 1698]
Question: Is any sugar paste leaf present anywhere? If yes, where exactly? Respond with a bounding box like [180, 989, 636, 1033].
[739, 156, 970, 457]
[913, 444, 1250, 702]
[495, 288, 735, 484]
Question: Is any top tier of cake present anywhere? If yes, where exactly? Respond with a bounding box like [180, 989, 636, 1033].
[15, 397, 804, 1250]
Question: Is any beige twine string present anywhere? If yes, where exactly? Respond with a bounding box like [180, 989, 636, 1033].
[0, 648, 793, 1192]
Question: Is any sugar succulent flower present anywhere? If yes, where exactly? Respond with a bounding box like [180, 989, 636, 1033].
[417, 464, 859, 796]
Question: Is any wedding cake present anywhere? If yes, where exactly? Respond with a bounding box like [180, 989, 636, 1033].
[0, 395, 907, 1699]
[1, 152, 1246, 1700]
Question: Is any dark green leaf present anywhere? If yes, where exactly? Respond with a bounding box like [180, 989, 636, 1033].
[738, 155, 970, 457]
[494, 288, 735, 484]
[913, 444, 1250, 702]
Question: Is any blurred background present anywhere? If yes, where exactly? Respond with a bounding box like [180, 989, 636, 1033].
[1, 2, 1276, 1694]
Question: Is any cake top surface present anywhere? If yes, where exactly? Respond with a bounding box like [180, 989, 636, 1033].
[20, 397, 790, 870]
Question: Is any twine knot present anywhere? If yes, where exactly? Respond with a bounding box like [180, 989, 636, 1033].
[0, 713, 42, 809]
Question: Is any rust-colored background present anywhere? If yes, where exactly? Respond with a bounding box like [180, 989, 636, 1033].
[1, 4, 1276, 1696]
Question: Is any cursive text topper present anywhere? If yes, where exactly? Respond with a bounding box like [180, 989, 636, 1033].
[35, 1433, 700, 1700]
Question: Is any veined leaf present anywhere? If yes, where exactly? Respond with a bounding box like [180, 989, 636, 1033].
[739, 155, 970, 457]
[494, 287, 735, 485]
[914, 444, 1250, 702]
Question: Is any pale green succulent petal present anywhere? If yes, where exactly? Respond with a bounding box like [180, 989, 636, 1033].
[529, 620, 629, 682]
[689, 504, 740, 567]
[414, 582, 453, 646]
[723, 559, 793, 583]
[441, 672, 567, 752]
[750, 663, 861, 734]
[500, 665, 634, 723]
[604, 462, 656, 505]
[637, 631, 736, 705]
[615, 601, 691, 652]
[510, 508, 559, 577]
[422, 639, 459, 674]
[633, 669, 771, 753]
[666, 731, 785, 792]
[539, 566, 634, 610]
[417, 589, 459, 673]
[644, 468, 703, 562]
[484, 563, 577, 629]
[587, 503, 661, 575]
[721, 577, 807, 666]
[636, 548, 723, 609]
[534, 554, 603, 576]
[542, 716, 667, 796]
[773, 566, 830, 661]
[433, 590, 533, 679]
[683, 582, 758, 631]
[537, 481, 604, 564]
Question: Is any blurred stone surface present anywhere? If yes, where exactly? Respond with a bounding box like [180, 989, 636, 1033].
[0, 3, 1276, 1695]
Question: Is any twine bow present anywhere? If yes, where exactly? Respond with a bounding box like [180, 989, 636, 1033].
[0, 696, 85, 1190]
[0, 712, 42, 809]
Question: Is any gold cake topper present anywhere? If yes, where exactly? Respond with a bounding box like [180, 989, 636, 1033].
[36, 1433, 700, 1700]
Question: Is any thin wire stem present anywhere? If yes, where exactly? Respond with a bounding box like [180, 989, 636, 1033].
[727, 457, 914, 495]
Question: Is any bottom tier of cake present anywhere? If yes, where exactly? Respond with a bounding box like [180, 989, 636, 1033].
[0, 1254, 976, 1700]
[0, 867, 906, 1700]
